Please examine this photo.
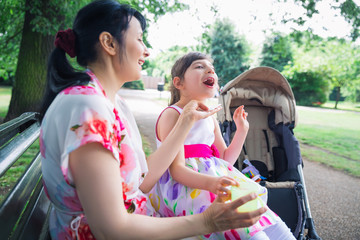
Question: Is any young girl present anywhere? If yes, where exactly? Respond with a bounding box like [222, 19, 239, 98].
[149, 52, 295, 240]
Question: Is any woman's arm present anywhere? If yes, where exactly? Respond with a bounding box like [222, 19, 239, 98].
[213, 106, 249, 166]
[69, 142, 266, 239]
[140, 101, 221, 193]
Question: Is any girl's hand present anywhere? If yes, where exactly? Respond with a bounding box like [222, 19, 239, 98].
[202, 193, 267, 232]
[182, 100, 222, 123]
[209, 176, 239, 201]
[233, 105, 249, 132]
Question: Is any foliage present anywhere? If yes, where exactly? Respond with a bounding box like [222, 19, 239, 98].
[123, 80, 144, 90]
[210, 18, 251, 86]
[0, 0, 87, 84]
[259, 33, 293, 72]
[0, 0, 25, 84]
[283, 67, 329, 105]
[281, 31, 360, 107]
[1, 0, 188, 119]
[0, 0, 187, 82]
[320, 39, 360, 107]
[278, 0, 360, 41]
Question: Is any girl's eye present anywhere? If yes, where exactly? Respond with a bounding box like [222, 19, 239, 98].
[195, 65, 204, 69]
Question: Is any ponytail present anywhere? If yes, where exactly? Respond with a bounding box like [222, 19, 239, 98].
[40, 47, 90, 120]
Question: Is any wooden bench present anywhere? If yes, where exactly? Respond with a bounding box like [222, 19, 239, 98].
[0, 112, 51, 240]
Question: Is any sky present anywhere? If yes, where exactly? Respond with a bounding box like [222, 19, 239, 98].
[146, 0, 355, 57]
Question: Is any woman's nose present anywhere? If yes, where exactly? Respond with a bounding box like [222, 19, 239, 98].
[144, 45, 150, 58]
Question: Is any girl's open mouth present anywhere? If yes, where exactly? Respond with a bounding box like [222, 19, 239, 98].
[203, 77, 215, 87]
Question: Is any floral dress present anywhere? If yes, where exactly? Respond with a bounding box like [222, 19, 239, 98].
[40, 70, 153, 239]
[148, 105, 282, 240]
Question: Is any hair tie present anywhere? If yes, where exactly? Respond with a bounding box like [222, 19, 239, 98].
[54, 29, 76, 58]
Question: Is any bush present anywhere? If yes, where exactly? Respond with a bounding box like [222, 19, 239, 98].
[123, 80, 144, 90]
[284, 70, 329, 106]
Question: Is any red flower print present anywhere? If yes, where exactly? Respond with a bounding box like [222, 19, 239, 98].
[224, 229, 241, 240]
[118, 144, 136, 172]
[39, 128, 46, 158]
[63, 85, 99, 96]
[77, 223, 96, 240]
[89, 119, 108, 140]
[66, 217, 96, 240]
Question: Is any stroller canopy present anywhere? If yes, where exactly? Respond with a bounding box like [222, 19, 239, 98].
[218, 67, 297, 126]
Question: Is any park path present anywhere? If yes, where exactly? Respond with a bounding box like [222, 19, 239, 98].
[119, 88, 360, 240]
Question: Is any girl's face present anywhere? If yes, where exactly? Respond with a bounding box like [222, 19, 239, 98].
[180, 59, 218, 101]
[120, 17, 149, 82]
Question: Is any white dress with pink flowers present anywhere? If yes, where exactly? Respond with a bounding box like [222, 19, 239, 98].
[40, 70, 153, 239]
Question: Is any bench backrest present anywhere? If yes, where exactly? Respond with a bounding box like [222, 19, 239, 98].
[0, 112, 51, 240]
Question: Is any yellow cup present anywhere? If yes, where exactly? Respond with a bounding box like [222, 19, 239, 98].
[231, 182, 265, 212]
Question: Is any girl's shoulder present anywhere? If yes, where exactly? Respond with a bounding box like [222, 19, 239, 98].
[158, 105, 180, 122]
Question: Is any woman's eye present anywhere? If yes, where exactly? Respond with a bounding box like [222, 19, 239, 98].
[196, 65, 204, 69]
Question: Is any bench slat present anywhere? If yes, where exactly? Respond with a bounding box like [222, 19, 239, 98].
[0, 153, 42, 238]
[0, 112, 39, 146]
[14, 188, 52, 240]
[0, 123, 40, 177]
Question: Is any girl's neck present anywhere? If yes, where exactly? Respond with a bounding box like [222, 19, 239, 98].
[175, 97, 206, 108]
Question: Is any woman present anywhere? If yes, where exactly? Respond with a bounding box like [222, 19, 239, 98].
[40, 1, 266, 239]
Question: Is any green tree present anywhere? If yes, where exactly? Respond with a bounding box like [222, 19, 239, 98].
[283, 66, 329, 106]
[3, 0, 81, 121]
[260, 33, 293, 72]
[320, 39, 360, 108]
[282, 33, 360, 107]
[278, 0, 360, 41]
[2, 0, 187, 121]
[210, 18, 250, 86]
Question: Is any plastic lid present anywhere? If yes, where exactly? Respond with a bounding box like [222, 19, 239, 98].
[231, 182, 265, 212]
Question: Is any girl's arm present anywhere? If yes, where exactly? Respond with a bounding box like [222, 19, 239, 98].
[69, 142, 266, 239]
[170, 152, 238, 194]
[213, 105, 249, 166]
[140, 101, 222, 193]
[158, 109, 237, 193]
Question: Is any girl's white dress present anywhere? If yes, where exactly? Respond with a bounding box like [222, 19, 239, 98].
[149, 105, 282, 240]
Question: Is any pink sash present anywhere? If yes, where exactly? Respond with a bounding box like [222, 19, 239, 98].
[184, 144, 220, 158]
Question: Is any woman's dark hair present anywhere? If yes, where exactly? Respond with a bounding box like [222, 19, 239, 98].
[169, 52, 212, 105]
[40, 0, 146, 119]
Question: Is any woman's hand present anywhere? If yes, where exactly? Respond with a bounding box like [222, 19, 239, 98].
[233, 105, 249, 132]
[181, 100, 222, 124]
[202, 193, 267, 232]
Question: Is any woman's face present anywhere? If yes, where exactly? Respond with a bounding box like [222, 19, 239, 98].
[180, 59, 218, 101]
[120, 17, 149, 82]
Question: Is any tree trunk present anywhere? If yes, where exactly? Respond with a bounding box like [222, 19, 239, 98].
[4, 0, 54, 121]
[334, 86, 340, 109]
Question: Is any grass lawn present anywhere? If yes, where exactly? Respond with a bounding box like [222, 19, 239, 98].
[0, 140, 40, 203]
[322, 100, 360, 112]
[295, 107, 360, 177]
[0, 86, 11, 120]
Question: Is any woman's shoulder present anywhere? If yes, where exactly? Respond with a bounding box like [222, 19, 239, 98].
[47, 85, 113, 123]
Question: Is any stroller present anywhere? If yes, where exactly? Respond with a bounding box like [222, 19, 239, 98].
[217, 67, 321, 240]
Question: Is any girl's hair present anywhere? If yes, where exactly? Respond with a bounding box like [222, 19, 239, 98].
[169, 52, 213, 105]
[40, 0, 146, 119]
